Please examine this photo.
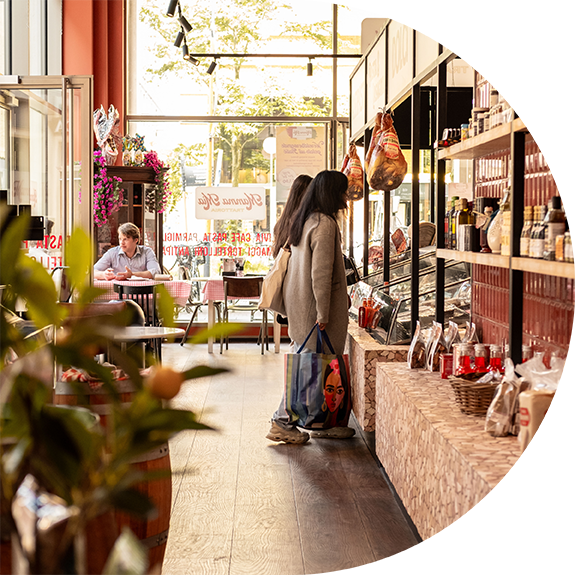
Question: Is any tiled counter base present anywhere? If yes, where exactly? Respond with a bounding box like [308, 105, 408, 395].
[347, 321, 409, 432]
[375, 362, 521, 540]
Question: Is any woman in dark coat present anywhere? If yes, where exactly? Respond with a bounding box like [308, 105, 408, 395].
[266, 170, 354, 444]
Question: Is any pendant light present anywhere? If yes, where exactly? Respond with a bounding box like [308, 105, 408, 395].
[166, 0, 179, 17]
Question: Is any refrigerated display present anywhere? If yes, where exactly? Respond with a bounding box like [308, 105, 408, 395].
[349, 251, 471, 345]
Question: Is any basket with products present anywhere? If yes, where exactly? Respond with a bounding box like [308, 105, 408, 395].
[447, 332, 507, 416]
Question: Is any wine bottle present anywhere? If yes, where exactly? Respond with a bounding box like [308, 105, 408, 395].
[529, 205, 547, 259]
[519, 205, 533, 257]
[543, 196, 566, 261]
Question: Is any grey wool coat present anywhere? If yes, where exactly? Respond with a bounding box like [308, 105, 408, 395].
[283, 212, 349, 354]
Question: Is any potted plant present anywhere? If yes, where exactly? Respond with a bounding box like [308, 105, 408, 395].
[0, 208, 231, 574]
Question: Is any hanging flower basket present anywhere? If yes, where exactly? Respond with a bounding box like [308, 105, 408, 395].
[143, 150, 171, 213]
[93, 150, 123, 227]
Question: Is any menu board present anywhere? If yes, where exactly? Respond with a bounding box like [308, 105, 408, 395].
[350, 60, 366, 139]
[387, 21, 414, 105]
[275, 126, 327, 202]
[366, 33, 386, 121]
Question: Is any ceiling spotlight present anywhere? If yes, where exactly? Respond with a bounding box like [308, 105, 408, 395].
[307, 58, 313, 77]
[174, 27, 185, 48]
[166, 0, 179, 17]
[207, 59, 217, 75]
[182, 43, 200, 66]
[178, 14, 193, 33]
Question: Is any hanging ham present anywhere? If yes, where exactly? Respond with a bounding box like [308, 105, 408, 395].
[367, 112, 407, 192]
[341, 143, 364, 201]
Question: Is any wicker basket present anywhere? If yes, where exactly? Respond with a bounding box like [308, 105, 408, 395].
[448, 376, 497, 416]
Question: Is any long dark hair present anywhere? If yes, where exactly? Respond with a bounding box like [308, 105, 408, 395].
[272, 174, 312, 258]
[288, 170, 348, 247]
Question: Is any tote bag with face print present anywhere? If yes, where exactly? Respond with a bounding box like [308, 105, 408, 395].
[283, 325, 352, 429]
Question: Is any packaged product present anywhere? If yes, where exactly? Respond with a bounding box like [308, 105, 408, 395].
[461, 321, 479, 344]
[485, 358, 521, 437]
[341, 143, 364, 201]
[518, 388, 555, 452]
[515, 352, 565, 391]
[444, 321, 461, 351]
[426, 321, 448, 372]
[367, 113, 408, 192]
[407, 321, 427, 369]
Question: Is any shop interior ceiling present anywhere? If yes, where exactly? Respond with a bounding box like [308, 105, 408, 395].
[391, 87, 473, 149]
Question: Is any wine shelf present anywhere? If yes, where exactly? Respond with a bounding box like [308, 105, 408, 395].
[437, 249, 509, 269]
[437, 249, 575, 279]
[511, 257, 575, 279]
[437, 118, 527, 161]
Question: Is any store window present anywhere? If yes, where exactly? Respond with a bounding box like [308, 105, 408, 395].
[128, 120, 329, 279]
[0, 78, 93, 274]
[127, 1, 377, 321]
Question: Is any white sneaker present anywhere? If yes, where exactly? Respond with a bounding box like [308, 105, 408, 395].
[310, 426, 356, 439]
[266, 421, 309, 444]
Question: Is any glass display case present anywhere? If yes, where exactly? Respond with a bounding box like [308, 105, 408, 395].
[362, 245, 437, 287]
[350, 252, 471, 345]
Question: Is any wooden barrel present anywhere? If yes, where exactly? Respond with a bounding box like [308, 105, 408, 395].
[114, 443, 172, 570]
[52, 378, 136, 428]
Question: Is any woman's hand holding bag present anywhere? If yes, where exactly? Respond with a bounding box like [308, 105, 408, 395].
[258, 244, 290, 316]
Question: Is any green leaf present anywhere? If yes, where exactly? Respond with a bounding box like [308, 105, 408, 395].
[13, 256, 65, 328]
[0, 212, 28, 286]
[108, 487, 156, 518]
[77, 286, 107, 306]
[155, 283, 174, 327]
[65, 228, 92, 297]
[181, 366, 229, 381]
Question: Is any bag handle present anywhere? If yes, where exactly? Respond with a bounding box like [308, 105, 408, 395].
[296, 324, 336, 354]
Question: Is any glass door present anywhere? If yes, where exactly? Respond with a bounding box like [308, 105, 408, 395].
[0, 76, 94, 273]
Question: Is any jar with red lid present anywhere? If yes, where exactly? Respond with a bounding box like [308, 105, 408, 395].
[473, 343, 489, 375]
[454, 343, 475, 377]
[488, 344, 504, 373]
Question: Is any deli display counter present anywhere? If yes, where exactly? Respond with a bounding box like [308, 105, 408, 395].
[350, 250, 471, 345]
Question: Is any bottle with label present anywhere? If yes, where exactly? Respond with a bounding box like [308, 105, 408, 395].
[480, 206, 494, 252]
[564, 231, 573, 263]
[456, 198, 473, 251]
[519, 205, 533, 257]
[451, 199, 461, 249]
[487, 189, 510, 254]
[499, 189, 512, 256]
[529, 205, 547, 259]
[445, 196, 459, 248]
[358, 299, 367, 328]
[543, 196, 566, 261]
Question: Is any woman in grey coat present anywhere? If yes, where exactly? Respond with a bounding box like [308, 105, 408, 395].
[266, 170, 354, 444]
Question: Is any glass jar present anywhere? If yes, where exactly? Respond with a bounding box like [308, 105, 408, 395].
[455, 343, 475, 377]
[488, 344, 504, 373]
[522, 344, 533, 362]
[473, 343, 490, 375]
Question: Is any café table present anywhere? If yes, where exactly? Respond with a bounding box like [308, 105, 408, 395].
[113, 326, 185, 367]
[93, 279, 192, 307]
[199, 276, 281, 354]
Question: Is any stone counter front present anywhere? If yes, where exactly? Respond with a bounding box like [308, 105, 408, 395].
[375, 362, 521, 540]
[347, 321, 409, 432]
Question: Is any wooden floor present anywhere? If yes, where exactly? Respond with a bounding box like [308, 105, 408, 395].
[162, 342, 420, 575]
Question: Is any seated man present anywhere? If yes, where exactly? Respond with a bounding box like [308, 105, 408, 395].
[94, 222, 161, 280]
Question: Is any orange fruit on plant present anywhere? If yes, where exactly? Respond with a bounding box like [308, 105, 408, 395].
[144, 366, 184, 400]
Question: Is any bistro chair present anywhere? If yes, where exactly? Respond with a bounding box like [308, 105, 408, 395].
[51, 266, 73, 302]
[113, 283, 162, 362]
[222, 276, 268, 354]
[180, 299, 222, 347]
